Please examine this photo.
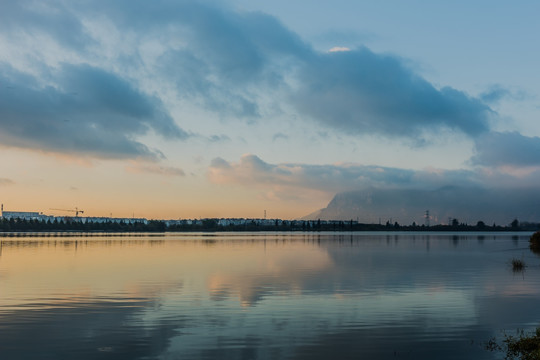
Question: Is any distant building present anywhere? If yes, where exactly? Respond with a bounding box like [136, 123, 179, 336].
[0, 204, 148, 224]
[1, 211, 50, 221]
[164, 219, 203, 226]
[78, 217, 149, 225]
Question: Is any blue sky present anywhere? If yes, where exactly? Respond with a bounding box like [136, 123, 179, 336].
[1, 0, 539, 219]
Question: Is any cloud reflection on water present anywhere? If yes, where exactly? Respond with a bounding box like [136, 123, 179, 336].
[0, 233, 538, 359]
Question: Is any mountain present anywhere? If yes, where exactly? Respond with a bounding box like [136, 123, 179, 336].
[302, 186, 540, 225]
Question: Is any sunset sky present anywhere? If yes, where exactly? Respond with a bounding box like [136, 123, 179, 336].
[1, 0, 539, 220]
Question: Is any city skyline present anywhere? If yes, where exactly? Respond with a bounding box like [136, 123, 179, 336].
[1, 0, 540, 220]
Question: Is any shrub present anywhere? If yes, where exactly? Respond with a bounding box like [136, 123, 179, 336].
[512, 258, 526, 272]
[530, 232, 540, 255]
[487, 328, 540, 360]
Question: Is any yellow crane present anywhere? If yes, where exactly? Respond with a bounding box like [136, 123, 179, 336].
[50, 207, 85, 217]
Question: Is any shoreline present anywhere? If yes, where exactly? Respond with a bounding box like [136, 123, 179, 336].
[0, 229, 536, 237]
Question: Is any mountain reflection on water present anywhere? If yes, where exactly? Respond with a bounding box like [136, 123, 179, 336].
[0, 232, 538, 359]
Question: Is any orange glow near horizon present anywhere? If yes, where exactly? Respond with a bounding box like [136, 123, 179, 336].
[1, 150, 329, 220]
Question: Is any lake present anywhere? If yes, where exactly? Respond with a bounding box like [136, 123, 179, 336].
[0, 232, 538, 359]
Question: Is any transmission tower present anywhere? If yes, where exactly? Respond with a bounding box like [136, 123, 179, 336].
[424, 210, 430, 227]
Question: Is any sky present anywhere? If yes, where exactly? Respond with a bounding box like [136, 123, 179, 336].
[1, 0, 539, 220]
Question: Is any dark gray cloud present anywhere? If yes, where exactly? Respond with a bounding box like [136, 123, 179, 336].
[147, 3, 494, 139]
[472, 131, 540, 167]
[1, 0, 522, 171]
[86, 0, 310, 119]
[292, 48, 492, 138]
[1, 0, 496, 145]
[0, 64, 187, 160]
[0, 1, 93, 49]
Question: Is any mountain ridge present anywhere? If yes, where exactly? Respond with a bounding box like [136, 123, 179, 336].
[302, 186, 540, 225]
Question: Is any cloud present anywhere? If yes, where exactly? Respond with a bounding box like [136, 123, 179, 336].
[479, 85, 527, 104]
[0, 178, 14, 186]
[479, 86, 512, 104]
[151, 5, 495, 140]
[3, 0, 493, 142]
[209, 154, 540, 202]
[0, 1, 93, 50]
[208, 135, 231, 143]
[209, 154, 540, 222]
[292, 48, 492, 139]
[208, 154, 482, 195]
[328, 47, 351, 52]
[0, 64, 187, 160]
[313, 29, 377, 47]
[0, 0, 497, 149]
[471, 131, 540, 167]
[92, 0, 310, 119]
[126, 163, 185, 177]
[272, 132, 289, 141]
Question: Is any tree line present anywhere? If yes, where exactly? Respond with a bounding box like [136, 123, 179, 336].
[0, 218, 165, 232]
[1, 217, 538, 233]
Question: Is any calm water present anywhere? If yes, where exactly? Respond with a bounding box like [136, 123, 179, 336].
[0, 232, 538, 359]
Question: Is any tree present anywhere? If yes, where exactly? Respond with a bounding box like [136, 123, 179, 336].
[511, 219, 520, 229]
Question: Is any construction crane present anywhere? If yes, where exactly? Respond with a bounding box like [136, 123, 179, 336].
[50, 207, 85, 217]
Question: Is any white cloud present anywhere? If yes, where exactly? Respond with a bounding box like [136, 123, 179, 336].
[328, 46, 350, 52]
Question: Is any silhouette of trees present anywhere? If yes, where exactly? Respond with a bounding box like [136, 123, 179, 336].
[0, 216, 538, 233]
[529, 231, 540, 256]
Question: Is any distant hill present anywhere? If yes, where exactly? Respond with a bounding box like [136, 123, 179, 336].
[302, 186, 540, 225]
